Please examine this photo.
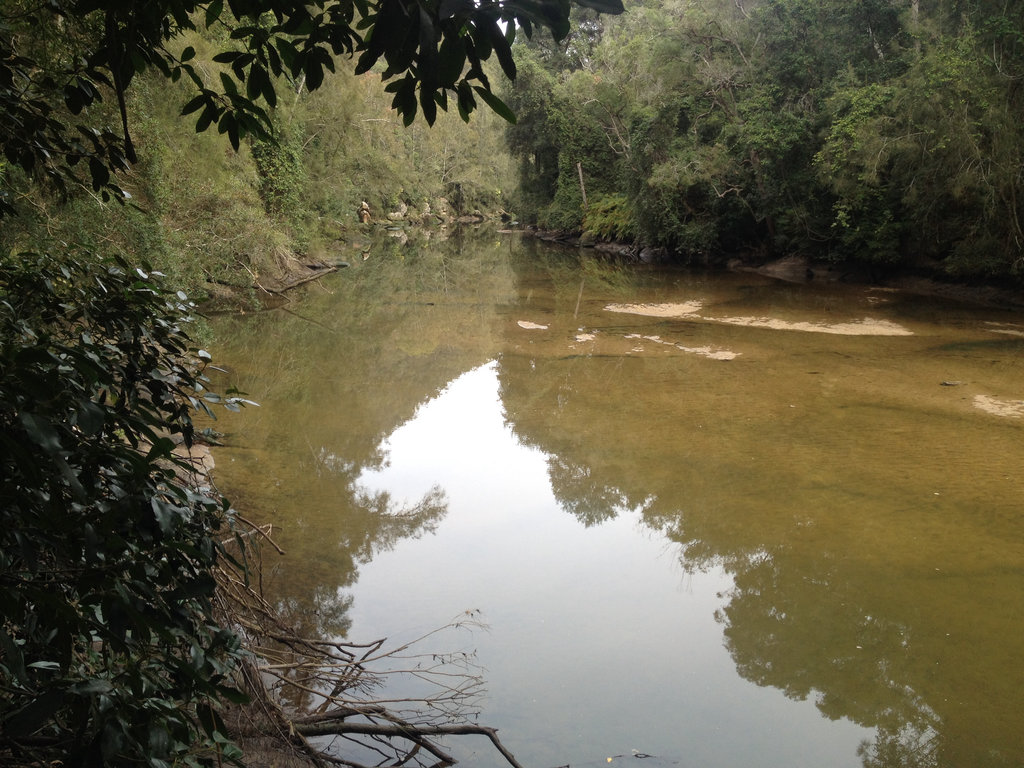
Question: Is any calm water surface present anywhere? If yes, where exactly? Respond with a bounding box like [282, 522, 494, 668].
[208, 232, 1024, 768]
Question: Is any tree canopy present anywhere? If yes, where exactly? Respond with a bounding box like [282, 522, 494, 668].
[505, 0, 1024, 280]
[1, 0, 624, 217]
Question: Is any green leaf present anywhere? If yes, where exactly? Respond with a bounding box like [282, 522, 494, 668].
[180, 94, 207, 116]
[205, 0, 224, 26]
[456, 80, 475, 121]
[146, 436, 176, 461]
[473, 86, 516, 123]
[218, 71, 238, 96]
[197, 702, 228, 737]
[305, 58, 324, 91]
[439, 0, 473, 18]
[152, 499, 184, 535]
[20, 412, 62, 453]
[274, 37, 300, 74]
[0, 630, 28, 685]
[88, 156, 111, 190]
[76, 400, 106, 436]
[195, 105, 217, 133]
[437, 34, 467, 86]
[149, 723, 171, 755]
[420, 82, 438, 125]
[481, 15, 515, 80]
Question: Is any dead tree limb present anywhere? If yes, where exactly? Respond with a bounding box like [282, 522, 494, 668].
[292, 722, 526, 768]
[213, 519, 502, 768]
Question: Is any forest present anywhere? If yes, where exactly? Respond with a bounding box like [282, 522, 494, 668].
[4, 1, 1022, 290]
[0, 5, 524, 301]
[505, 0, 1024, 281]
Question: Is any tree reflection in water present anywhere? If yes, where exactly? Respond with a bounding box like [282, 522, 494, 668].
[498, 244, 1024, 768]
[209, 229, 509, 645]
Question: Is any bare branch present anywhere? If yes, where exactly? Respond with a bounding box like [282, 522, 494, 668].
[215, 528, 500, 768]
[293, 722, 526, 768]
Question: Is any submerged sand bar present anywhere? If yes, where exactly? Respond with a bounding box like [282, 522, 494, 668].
[624, 333, 740, 360]
[605, 302, 914, 336]
[973, 395, 1024, 418]
[715, 316, 914, 336]
[606, 302, 703, 318]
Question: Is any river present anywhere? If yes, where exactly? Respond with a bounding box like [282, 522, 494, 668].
[207, 230, 1024, 768]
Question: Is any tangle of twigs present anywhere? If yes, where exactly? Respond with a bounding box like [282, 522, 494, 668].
[213, 519, 522, 768]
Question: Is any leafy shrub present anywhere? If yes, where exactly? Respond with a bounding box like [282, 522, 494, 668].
[251, 129, 306, 220]
[0, 251, 247, 767]
[582, 194, 636, 241]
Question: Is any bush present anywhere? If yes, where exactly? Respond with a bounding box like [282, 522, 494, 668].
[582, 194, 636, 242]
[0, 251, 247, 767]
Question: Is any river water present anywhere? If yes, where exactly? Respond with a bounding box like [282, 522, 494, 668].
[207, 231, 1024, 768]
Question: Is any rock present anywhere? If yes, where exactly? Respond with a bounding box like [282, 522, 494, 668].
[639, 246, 668, 263]
[594, 242, 636, 258]
[386, 201, 409, 221]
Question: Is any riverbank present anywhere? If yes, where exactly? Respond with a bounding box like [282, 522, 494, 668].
[523, 228, 1024, 311]
[203, 224, 1024, 316]
[202, 217, 512, 309]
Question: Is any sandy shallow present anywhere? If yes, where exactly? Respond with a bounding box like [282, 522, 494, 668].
[605, 302, 703, 317]
[984, 322, 1024, 338]
[624, 333, 740, 360]
[605, 302, 913, 336]
[973, 395, 1024, 418]
[715, 316, 913, 336]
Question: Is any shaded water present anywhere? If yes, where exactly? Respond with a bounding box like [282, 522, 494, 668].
[208, 232, 1024, 768]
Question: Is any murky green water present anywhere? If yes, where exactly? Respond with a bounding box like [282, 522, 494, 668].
[207, 231, 1024, 768]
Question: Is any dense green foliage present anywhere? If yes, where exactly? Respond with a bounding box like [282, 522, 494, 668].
[0, 252, 248, 766]
[1, 24, 547, 300]
[0, 0, 623, 219]
[506, 0, 1024, 280]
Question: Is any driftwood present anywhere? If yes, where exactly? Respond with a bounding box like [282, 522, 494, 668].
[260, 265, 337, 295]
[291, 718, 526, 768]
[204, 264, 338, 300]
[212, 516, 521, 768]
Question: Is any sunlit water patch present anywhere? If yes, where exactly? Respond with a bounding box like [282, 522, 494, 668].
[347, 362, 872, 768]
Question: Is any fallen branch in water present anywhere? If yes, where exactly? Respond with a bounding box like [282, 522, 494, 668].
[290, 718, 526, 768]
[212, 516, 509, 768]
[262, 265, 337, 294]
